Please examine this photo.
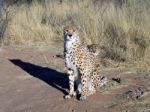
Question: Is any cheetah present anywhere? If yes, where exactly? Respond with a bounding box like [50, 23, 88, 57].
[87, 44, 102, 68]
[63, 25, 102, 100]
[87, 44, 99, 54]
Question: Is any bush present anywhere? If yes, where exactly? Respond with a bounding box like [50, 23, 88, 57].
[1, 0, 150, 68]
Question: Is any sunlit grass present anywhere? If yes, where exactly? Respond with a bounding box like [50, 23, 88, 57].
[1, 0, 150, 68]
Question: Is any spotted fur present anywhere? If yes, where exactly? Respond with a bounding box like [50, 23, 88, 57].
[87, 44, 102, 68]
[63, 25, 102, 100]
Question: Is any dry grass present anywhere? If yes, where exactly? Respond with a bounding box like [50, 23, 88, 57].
[0, 0, 150, 68]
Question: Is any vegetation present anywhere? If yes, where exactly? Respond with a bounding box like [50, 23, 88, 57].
[0, 0, 150, 68]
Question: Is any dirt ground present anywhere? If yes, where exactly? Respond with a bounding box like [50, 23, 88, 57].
[0, 46, 149, 112]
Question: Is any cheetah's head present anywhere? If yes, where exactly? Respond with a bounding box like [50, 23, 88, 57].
[87, 44, 100, 55]
[64, 25, 79, 42]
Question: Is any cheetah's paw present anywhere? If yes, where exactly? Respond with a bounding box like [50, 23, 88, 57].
[64, 92, 77, 99]
[79, 96, 86, 101]
[64, 94, 71, 99]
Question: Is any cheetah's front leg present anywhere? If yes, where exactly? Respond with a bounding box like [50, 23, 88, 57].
[65, 69, 76, 99]
[79, 75, 88, 101]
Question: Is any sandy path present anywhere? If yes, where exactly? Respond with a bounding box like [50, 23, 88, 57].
[0, 47, 149, 112]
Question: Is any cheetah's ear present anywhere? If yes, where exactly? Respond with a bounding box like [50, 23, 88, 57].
[76, 25, 81, 32]
[62, 25, 69, 34]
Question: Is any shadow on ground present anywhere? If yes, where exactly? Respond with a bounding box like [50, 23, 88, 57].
[9, 59, 68, 95]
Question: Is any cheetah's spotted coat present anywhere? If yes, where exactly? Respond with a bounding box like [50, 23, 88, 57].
[64, 26, 102, 100]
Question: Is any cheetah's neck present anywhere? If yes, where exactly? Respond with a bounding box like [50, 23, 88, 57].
[65, 39, 81, 53]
